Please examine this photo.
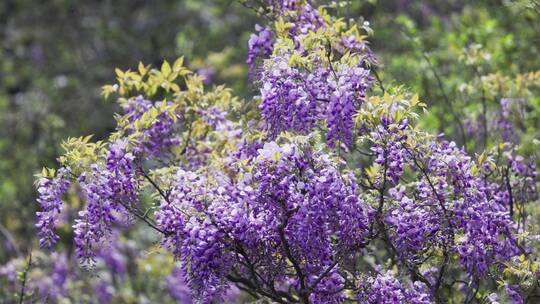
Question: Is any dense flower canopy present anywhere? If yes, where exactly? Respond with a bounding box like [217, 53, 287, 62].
[34, 1, 539, 303]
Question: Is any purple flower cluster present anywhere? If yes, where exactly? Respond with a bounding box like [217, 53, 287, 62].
[73, 141, 138, 266]
[326, 65, 372, 146]
[153, 141, 373, 302]
[155, 199, 185, 258]
[259, 54, 371, 146]
[167, 266, 240, 304]
[386, 186, 443, 261]
[106, 140, 137, 207]
[357, 272, 432, 304]
[505, 284, 524, 304]
[246, 147, 345, 300]
[36, 167, 71, 248]
[256, 1, 373, 147]
[337, 35, 378, 66]
[271, 0, 325, 36]
[371, 118, 408, 185]
[252, 143, 370, 302]
[377, 128, 530, 279]
[155, 170, 234, 301]
[181, 218, 233, 302]
[247, 24, 274, 69]
[121, 96, 180, 157]
[73, 166, 116, 266]
[259, 54, 321, 137]
[425, 141, 520, 276]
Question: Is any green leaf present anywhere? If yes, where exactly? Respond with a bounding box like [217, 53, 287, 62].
[161, 60, 171, 77]
[173, 57, 184, 72]
[138, 62, 148, 75]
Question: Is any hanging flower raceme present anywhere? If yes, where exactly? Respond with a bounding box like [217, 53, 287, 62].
[247, 24, 274, 69]
[120, 96, 181, 157]
[371, 117, 409, 185]
[385, 185, 444, 262]
[73, 166, 116, 266]
[259, 53, 372, 146]
[70, 141, 139, 266]
[256, 0, 373, 147]
[326, 64, 372, 146]
[106, 140, 138, 206]
[36, 167, 71, 248]
[154, 169, 235, 302]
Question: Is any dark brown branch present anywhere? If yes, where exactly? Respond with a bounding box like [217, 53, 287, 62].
[504, 164, 515, 218]
[326, 39, 339, 81]
[308, 240, 370, 292]
[372, 68, 385, 93]
[142, 171, 170, 202]
[118, 201, 169, 236]
[374, 146, 444, 302]
[408, 151, 454, 295]
[227, 274, 290, 304]
[277, 205, 309, 303]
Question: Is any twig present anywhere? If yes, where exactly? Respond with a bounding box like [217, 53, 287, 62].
[422, 52, 467, 147]
[504, 164, 514, 218]
[407, 149, 454, 295]
[277, 204, 309, 303]
[142, 171, 170, 203]
[18, 251, 32, 304]
[227, 274, 290, 304]
[118, 201, 168, 236]
[0, 222, 21, 257]
[372, 68, 385, 93]
[326, 39, 339, 81]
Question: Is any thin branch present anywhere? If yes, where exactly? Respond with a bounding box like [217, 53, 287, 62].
[227, 274, 290, 304]
[372, 68, 385, 94]
[118, 201, 169, 236]
[237, 0, 274, 21]
[326, 40, 339, 81]
[142, 171, 170, 203]
[480, 84, 488, 150]
[504, 164, 514, 218]
[307, 241, 369, 292]
[277, 205, 309, 303]
[422, 52, 467, 147]
[407, 150, 454, 295]
[178, 127, 192, 156]
[18, 251, 32, 304]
